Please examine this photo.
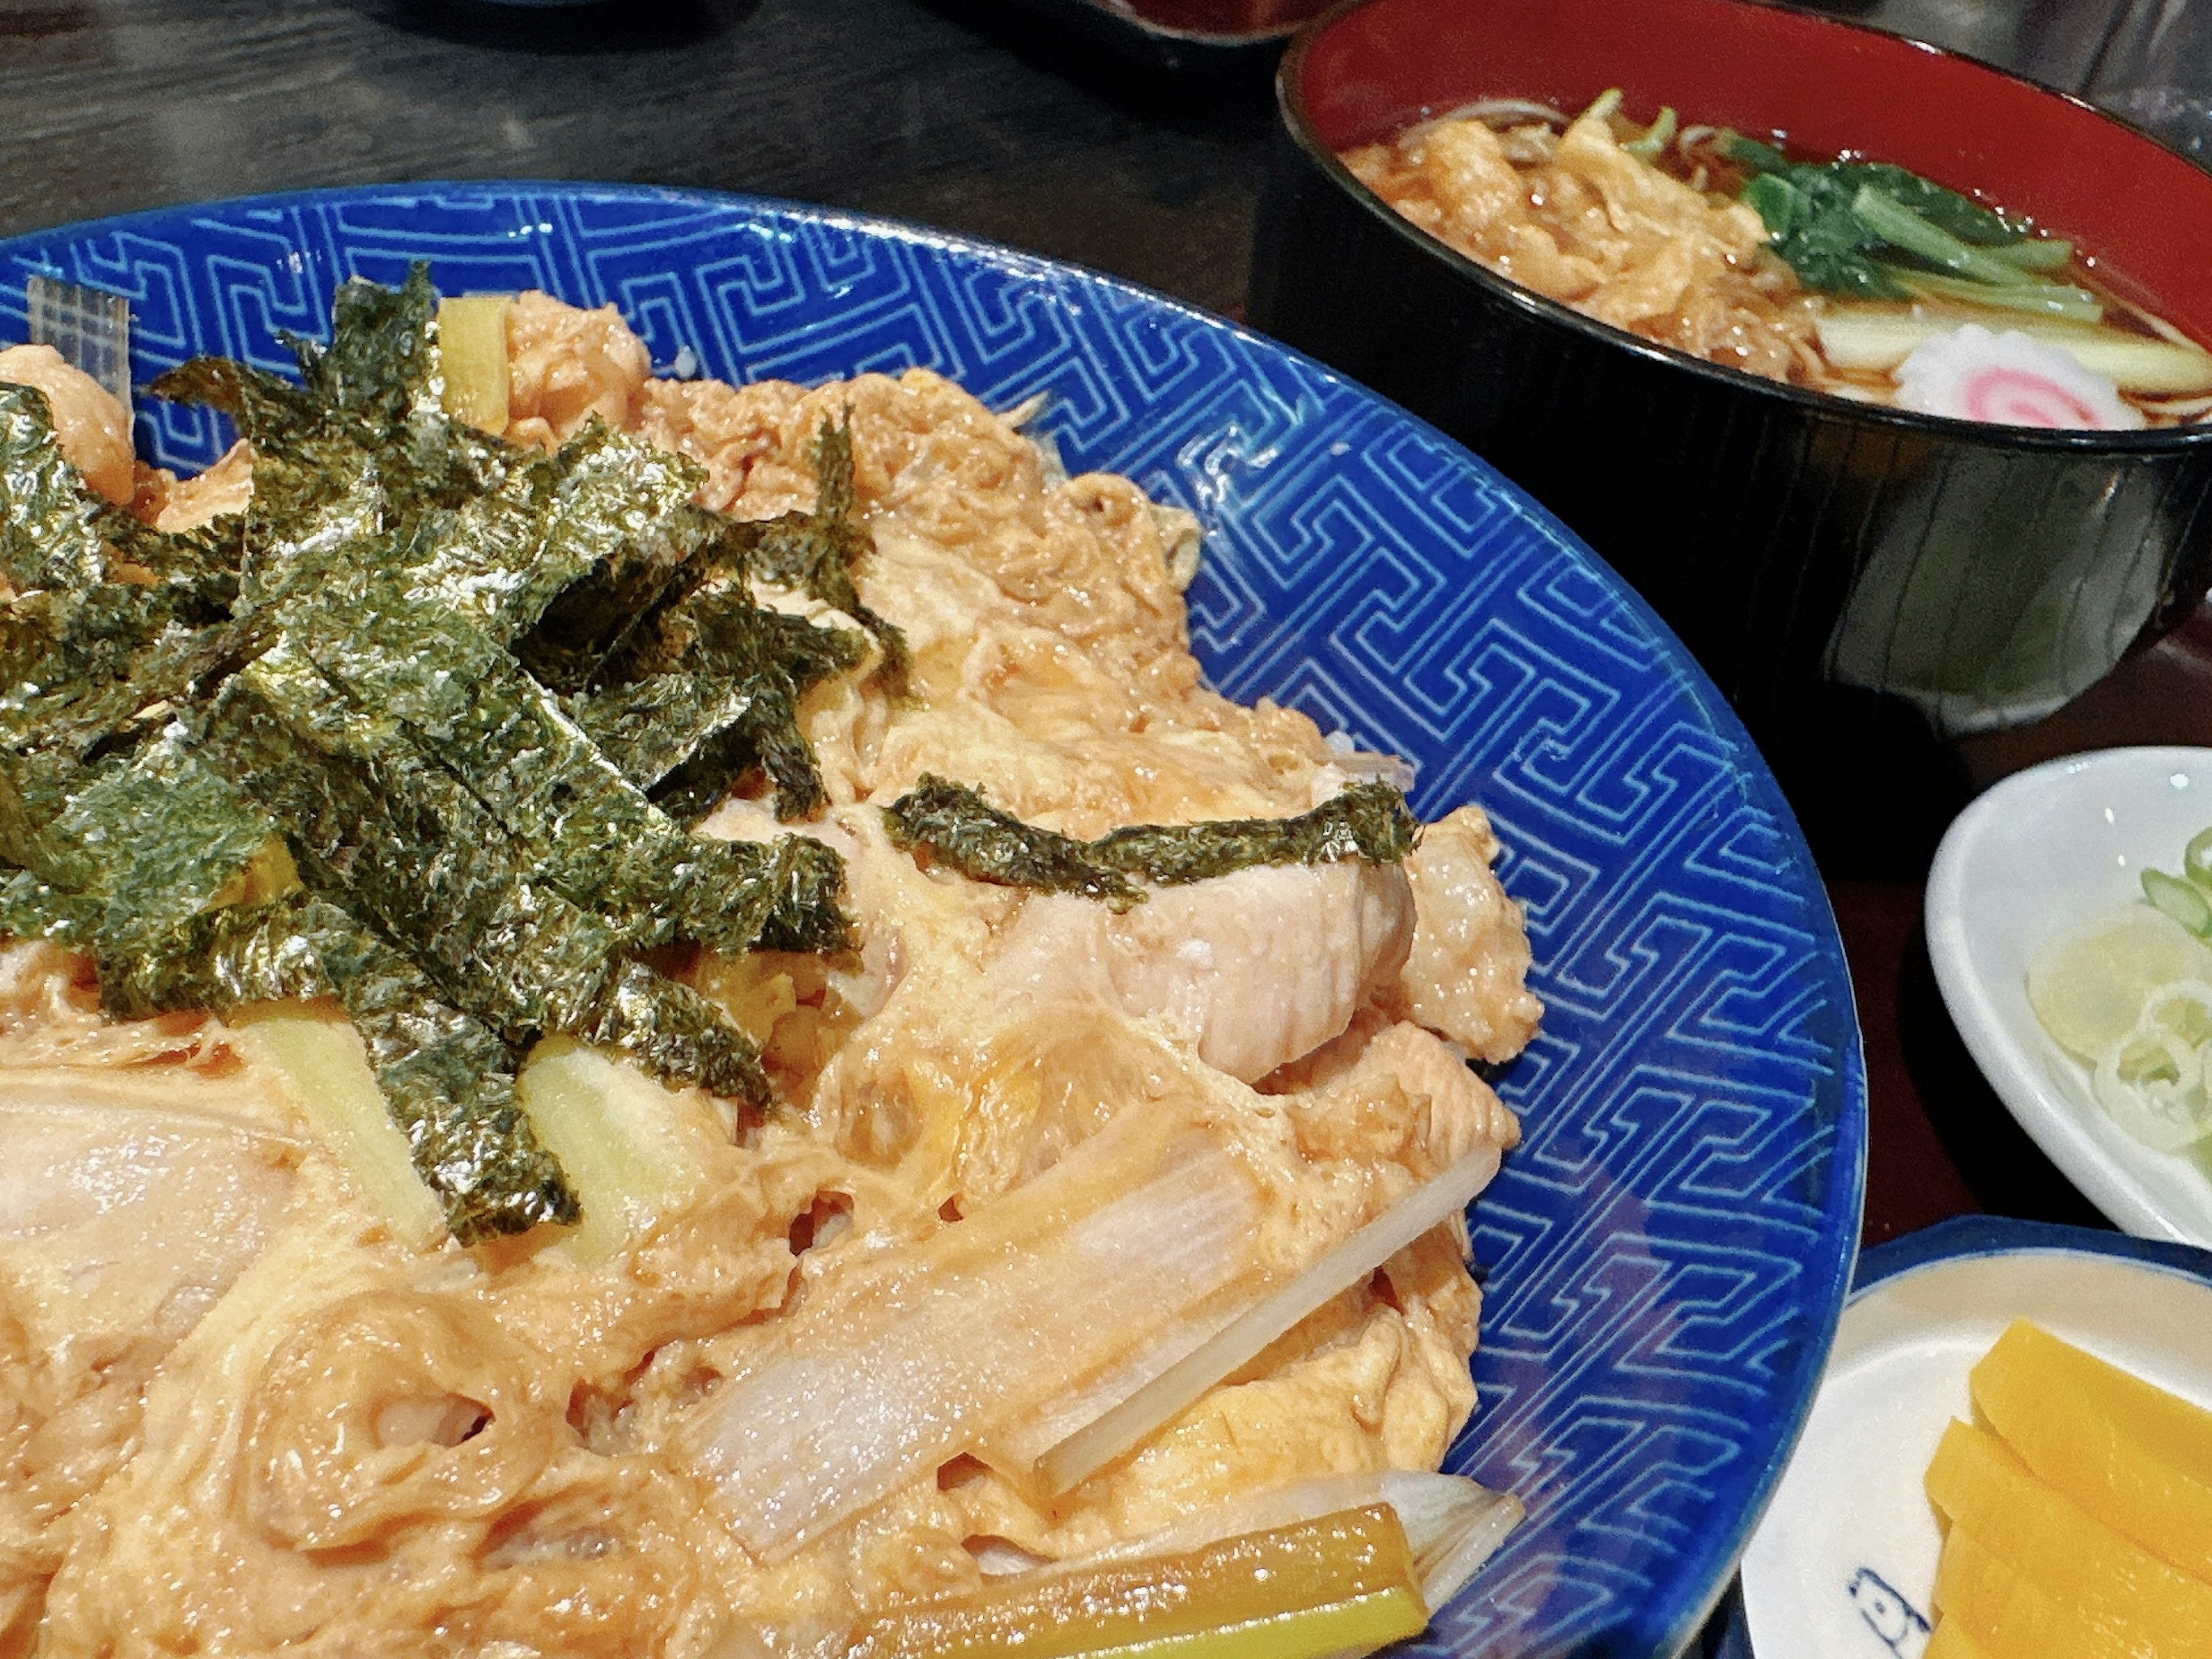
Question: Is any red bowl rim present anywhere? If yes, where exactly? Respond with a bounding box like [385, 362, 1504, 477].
[1274, 0, 2212, 452]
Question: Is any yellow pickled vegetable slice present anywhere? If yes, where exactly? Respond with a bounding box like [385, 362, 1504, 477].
[1924, 1618, 1995, 1659]
[228, 1001, 445, 1249]
[1933, 1523, 2137, 1659]
[434, 294, 512, 435]
[1971, 1319, 2212, 1581]
[1925, 1418, 2212, 1655]
[849, 1504, 1428, 1659]
[2028, 907, 2212, 1063]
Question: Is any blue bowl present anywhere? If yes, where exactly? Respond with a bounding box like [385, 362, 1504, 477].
[0, 184, 1866, 1658]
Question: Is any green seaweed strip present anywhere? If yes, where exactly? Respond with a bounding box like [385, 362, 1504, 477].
[747, 830, 853, 956]
[884, 775, 1141, 910]
[0, 384, 111, 594]
[495, 425, 723, 679]
[99, 892, 331, 1017]
[282, 573, 846, 957]
[0, 270, 875, 1238]
[303, 896, 579, 1240]
[1090, 781, 1419, 884]
[289, 265, 438, 420]
[101, 889, 577, 1241]
[573, 582, 865, 823]
[742, 416, 910, 697]
[210, 635, 802, 1099]
[310, 906, 578, 1241]
[21, 736, 278, 950]
[584, 960, 771, 1107]
[396, 426, 715, 649]
[884, 776, 1419, 904]
[146, 355, 322, 449]
[201, 653, 622, 1041]
[9, 613, 275, 814]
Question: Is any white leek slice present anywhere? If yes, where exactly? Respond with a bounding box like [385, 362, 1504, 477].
[228, 1002, 445, 1249]
[1815, 308, 2212, 394]
[1067, 1471, 1522, 1611]
[1023, 1141, 1502, 1497]
[514, 1037, 709, 1263]
[679, 1112, 1267, 1560]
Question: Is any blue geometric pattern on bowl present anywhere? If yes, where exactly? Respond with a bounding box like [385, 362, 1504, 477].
[0, 184, 1868, 1659]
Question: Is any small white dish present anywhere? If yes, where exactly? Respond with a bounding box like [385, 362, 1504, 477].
[1738, 1217, 2212, 1659]
[1926, 745, 2212, 1245]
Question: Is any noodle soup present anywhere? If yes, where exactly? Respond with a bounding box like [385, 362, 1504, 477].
[1342, 94, 2212, 431]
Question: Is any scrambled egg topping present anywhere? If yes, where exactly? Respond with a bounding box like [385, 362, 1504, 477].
[0, 296, 1540, 1659]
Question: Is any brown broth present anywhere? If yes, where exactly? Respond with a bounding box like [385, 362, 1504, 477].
[1348, 101, 2212, 426]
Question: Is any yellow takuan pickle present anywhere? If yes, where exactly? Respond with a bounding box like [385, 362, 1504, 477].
[1924, 1418, 2212, 1657]
[846, 1505, 1428, 1659]
[434, 293, 513, 434]
[1969, 1318, 2212, 1581]
[1923, 1617, 1996, 1659]
[1933, 1524, 2143, 1659]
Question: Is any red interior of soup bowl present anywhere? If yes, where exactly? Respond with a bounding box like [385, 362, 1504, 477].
[1296, 0, 2212, 343]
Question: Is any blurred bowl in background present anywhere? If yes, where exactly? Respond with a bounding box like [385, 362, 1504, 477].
[978, 0, 1334, 75]
[1251, 0, 2212, 859]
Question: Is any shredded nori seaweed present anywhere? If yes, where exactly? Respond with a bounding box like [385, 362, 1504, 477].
[571, 583, 867, 824]
[884, 775, 1420, 907]
[884, 775, 1143, 911]
[0, 267, 874, 1243]
[738, 417, 911, 698]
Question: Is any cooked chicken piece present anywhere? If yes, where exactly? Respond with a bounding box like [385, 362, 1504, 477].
[1398, 805, 1543, 1062]
[0, 1071, 300, 1356]
[503, 290, 652, 451]
[0, 344, 134, 505]
[985, 859, 1415, 1083]
[1279, 1016, 1522, 1173]
[0, 1068, 300, 1654]
[129, 439, 254, 532]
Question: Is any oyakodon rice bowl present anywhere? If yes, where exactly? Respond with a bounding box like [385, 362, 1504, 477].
[0, 271, 1541, 1657]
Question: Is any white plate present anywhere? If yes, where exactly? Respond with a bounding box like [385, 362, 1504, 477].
[1738, 1218, 2212, 1659]
[1926, 745, 2212, 1244]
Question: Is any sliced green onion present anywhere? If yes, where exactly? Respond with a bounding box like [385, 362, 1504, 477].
[1578, 87, 1624, 126]
[2145, 868, 2212, 938]
[1852, 185, 2039, 287]
[1983, 236, 2075, 272]
[1720, 130, 1791, 174]
[2187, 827, 2212, 891]
[1886, 268, 2104, 322]
[1623, 105, 1678, 159]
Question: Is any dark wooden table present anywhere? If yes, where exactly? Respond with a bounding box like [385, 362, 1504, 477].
[5, 0, 2206, 1247]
